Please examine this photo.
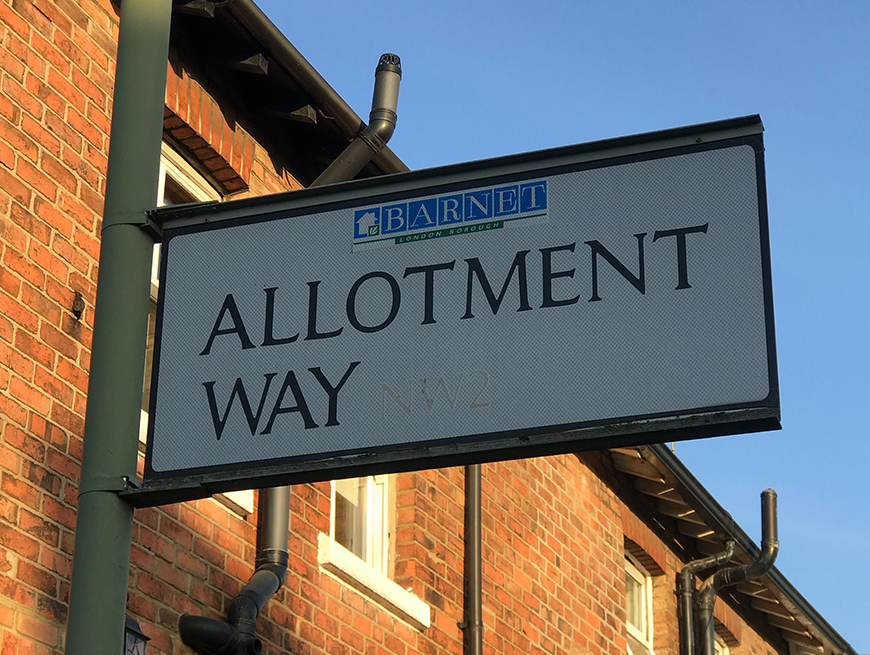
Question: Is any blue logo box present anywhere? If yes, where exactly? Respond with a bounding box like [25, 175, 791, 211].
[354, 180, 547, 240]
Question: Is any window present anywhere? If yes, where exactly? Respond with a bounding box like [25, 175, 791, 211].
[331, 475, 390, 575]
[317, 475, 430, 630]
[137, 146, 253, 515]
[625, 552, 655, 655]
[714, 635, 729, 655]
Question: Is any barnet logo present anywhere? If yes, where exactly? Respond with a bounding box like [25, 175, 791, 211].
[353, 180, 548, 249]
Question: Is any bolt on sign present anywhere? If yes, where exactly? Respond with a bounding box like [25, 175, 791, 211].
[130, 116, 779, 505]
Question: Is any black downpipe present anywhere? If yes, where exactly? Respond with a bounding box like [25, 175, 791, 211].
[677, 541, 735, 655]
[463, 464, 483, 655]
[696, 489, 779, 655]
[179, 486, 290, 655]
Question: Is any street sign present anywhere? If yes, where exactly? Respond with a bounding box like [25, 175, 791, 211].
[133, 115, 778, 505]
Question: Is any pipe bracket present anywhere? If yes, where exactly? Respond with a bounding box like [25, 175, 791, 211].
[79, 475, 139, 497]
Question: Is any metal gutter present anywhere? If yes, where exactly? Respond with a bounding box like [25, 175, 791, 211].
[643, 444, 856, 655]
[226, 0, 409, 176]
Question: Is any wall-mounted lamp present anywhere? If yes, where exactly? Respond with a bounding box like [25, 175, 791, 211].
[124, 614, 150, 655]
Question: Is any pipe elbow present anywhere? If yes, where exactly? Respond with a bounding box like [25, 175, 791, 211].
[179, 614, 240, 655]
[358, 115, 396, 156]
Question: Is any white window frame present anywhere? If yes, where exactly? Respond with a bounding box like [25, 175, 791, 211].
[329, 475, 390, 575]
[625, 552, 655, 655]
[318, 475, 430, 630]
[137, 146, 252, 515]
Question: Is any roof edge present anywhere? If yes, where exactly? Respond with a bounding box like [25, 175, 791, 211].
[227, 0, 409, 176]
[644, 443, 856, 655]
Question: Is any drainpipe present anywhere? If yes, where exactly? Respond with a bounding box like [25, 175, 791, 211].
[179, 486, 290, 655]
[677, 541, 735, 655]
[179, 55, 402, 654]
[463, 464, 483, 655]
[696, 489, 779, 655]
[311, 54, 402, 186]
[64, 1, 172, 653]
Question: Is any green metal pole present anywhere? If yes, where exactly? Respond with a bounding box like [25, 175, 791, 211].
[65, 1, 172, 654]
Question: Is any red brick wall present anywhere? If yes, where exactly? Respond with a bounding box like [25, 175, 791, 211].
[0, 1, 303, 653]
[1, 0, 117, 651]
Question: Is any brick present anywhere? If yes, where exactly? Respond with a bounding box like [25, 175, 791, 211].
[0, 216, 29, 256]
[0, 3, 31, 41]
[33, 366, 74, 407]
[66, 108, 101, 149]
[50, 403, 85, 438]
[55, 358, 87, 394]
[34, 197, 74, 239]
[0, 44, 27, 83]
[192, 538, 224, 568]
[39, 548, 71, 579]
[29, 414, 66, 452]
[0, 394, 28, 428]
[45, 112, 83, 154]
[78, 183, 103, 216]
[39, 152, 77, 194]
[10, 202, 51, 247]
[0, 94, 20, 123]
[0, 518, 41, 559]
[53, 0, 89, 32]
[3, 77, 44, 120]
[137, 527, 174, 563]
[85, 103, 110, 139]
[21, 86, 63, 136]
[83, 142, 108, 176]
[137, 573, 171, 603]
[160, 516, 193, 551]
[52, 32, 89, 78]
[176, 551, 207, 579]
[36, 594, 67, 624]
[71, 68, 107, 109]
[0, 340, 36, 381]
[17, 158, 58, 202]
[71, 23, 109, 72]
[0, 167, 33, 206]
[154, 558, 188, 592]
[61, 147, 100, 193]
[22, 284, 62, 325]
[0, 141, 14, 169]
[45, 449, 78, 481]
[30, 31, 71, 77]
[42, 497, 76, 533]
[11, 0, 52, 37]
[0, 443, 22, 474]
[39, 324, 77, 361]
[189, 581, 221, 611]
[14, 332, 55, 370]
[19, 508, 60, 547]
[10, 376, 52, 416]
[17, 613, 58, 646]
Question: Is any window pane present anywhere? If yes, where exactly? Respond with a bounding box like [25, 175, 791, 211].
[335, 478, 367, 561]
[142, 298, 157, 412]
[625, 570, 644, 632]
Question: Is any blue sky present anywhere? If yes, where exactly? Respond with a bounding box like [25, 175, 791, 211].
[256, 1, 869, 650]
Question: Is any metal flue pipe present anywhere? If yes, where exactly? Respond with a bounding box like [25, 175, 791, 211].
[677, 541, 735, 655]
[311, 54, 402, 186]
[697, 490, 779, 655]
